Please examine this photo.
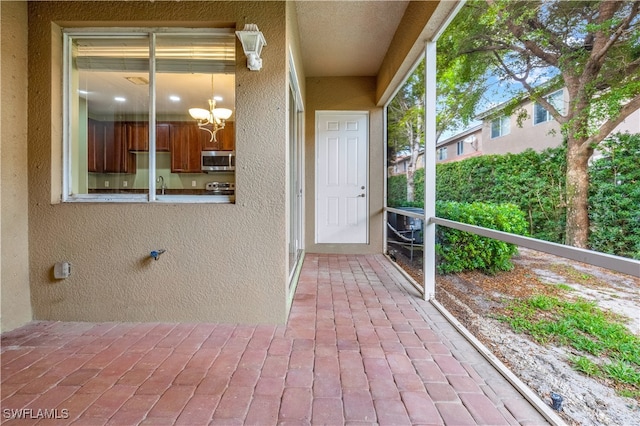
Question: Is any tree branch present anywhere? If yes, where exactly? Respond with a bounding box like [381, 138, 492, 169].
[583, 94, 640, 153]
[589, 1, 640, 68]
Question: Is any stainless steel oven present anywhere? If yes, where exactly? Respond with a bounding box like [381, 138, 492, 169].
[202, 150, 235, 172]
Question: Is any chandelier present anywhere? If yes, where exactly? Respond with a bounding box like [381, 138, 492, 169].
[189, 76, 232, 142]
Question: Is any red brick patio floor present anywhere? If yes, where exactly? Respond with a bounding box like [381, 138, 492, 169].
[1, 254, 552, 425]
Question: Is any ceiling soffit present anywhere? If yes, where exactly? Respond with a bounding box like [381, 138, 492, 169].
[295, 1, 410, 77]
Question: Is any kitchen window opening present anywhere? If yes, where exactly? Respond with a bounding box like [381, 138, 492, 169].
[63, 28, 236, 203]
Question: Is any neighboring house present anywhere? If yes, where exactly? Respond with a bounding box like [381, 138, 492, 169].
[478, 88, 640, 157]
[389, 125, 483, 173]
[435, 125, 483, 164]
[435, 88, 640, 165]
[0, 1, 461, 331]
[389, 149, 425, 176]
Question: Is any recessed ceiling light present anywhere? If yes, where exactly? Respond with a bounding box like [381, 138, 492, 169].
[214, 96, 223, 101]
[169, 95, 181, 102]
[114, 97, 126, 102]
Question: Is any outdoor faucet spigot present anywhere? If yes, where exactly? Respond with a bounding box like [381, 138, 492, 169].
[150, 249, 166, 261]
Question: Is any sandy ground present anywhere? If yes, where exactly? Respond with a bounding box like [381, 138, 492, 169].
[391, 246, 640, 425]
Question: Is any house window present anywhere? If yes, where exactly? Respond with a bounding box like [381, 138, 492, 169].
[437, 147, 448, 161]
[63, 29, 235, 202]
[491, 116, 510, 138]
[534, 89, 564, 125]
[457, 141, 464, 155]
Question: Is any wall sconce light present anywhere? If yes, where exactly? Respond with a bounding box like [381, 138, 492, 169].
[236, 23, 267, 71]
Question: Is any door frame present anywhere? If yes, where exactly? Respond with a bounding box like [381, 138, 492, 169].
[314, 110, 369, 244]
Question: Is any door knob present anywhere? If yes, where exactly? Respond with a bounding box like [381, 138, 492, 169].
[358, 193, 366, 197]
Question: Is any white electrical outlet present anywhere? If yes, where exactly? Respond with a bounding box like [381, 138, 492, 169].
[54, 261, 71, 279]
[123, 181, 128, 187]
[192, 181, 197, 187]
[105, 180, 109, 187]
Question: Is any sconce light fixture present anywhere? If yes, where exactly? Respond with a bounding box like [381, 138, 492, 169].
[188, 76, 232, 142]
[236, 23, 267, 71]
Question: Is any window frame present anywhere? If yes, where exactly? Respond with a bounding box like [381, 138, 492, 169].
[437, 147, 448, 161]
[534, 89, 564, 125]
[62, 27, 235, 204]
[490, 115, 510, 139]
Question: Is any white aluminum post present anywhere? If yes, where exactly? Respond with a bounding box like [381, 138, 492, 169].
[423, 41, 437, 300]
[149, 33, 157, 201]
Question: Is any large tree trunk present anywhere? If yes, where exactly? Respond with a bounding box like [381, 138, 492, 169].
[565, 140, 592, 248]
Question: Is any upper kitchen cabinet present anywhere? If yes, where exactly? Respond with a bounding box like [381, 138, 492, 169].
[127, 122, 170, 152]
[126, 122, 148, 152]
[88, 118, 106, 173]
[170, 122, 202, 173]
[201, 121, 235, 151]
[88, 119, 136, 174]
[156, 123, 170, 151]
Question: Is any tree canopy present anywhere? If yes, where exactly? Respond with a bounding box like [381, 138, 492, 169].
[435, 0, 640, 248]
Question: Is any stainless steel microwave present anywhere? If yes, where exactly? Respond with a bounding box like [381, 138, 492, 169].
[202, 150, 235, 172]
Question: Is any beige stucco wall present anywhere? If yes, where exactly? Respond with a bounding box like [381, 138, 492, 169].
[615, 109, 640, 134]
[26, 1, 290, 324]
[482, 112, 562, 156]
[481, 89, 640, 157]
[304, 77, 384, 254]
[1, 0, 33, 332]
[286, 0, 305, 103]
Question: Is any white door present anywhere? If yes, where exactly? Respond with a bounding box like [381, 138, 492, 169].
[316, 111, 368, 244]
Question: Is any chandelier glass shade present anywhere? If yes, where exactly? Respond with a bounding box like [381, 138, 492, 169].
[189, 78, 232, 142]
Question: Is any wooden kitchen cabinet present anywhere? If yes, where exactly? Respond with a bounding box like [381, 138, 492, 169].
[126, 122, 170, 152]
[156, 123, 170, 151]
[104, 122, 136, 173]
[88, 119, 135, 173]
[88, 118, 105, 173]
[170, 122, 202, 173]
[126, 122, 148, 151]
[200, 121, 235, 151]
[218, 121, 235, 151]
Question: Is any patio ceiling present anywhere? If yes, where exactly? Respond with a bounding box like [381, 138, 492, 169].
[294, 1, 410, 77]
[294, 0, 462, 104]
[296, 0, 460, 77]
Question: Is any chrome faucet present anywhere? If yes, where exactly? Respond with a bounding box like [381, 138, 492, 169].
[157, 175, 166, 195]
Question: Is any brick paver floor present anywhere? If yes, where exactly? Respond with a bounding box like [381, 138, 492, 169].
[1, 254, 555, 425]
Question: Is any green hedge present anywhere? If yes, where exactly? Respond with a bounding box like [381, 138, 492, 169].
[435, 148, 567, 243]
[388, 134, 640, 260]
[589, 133, 640, 259]
[435, 201, 528, 274]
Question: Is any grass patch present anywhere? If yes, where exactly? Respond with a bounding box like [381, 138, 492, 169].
[549, 264, 605, 286]
[498, 295, 640, 399]
[555, 283, 573, 291]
